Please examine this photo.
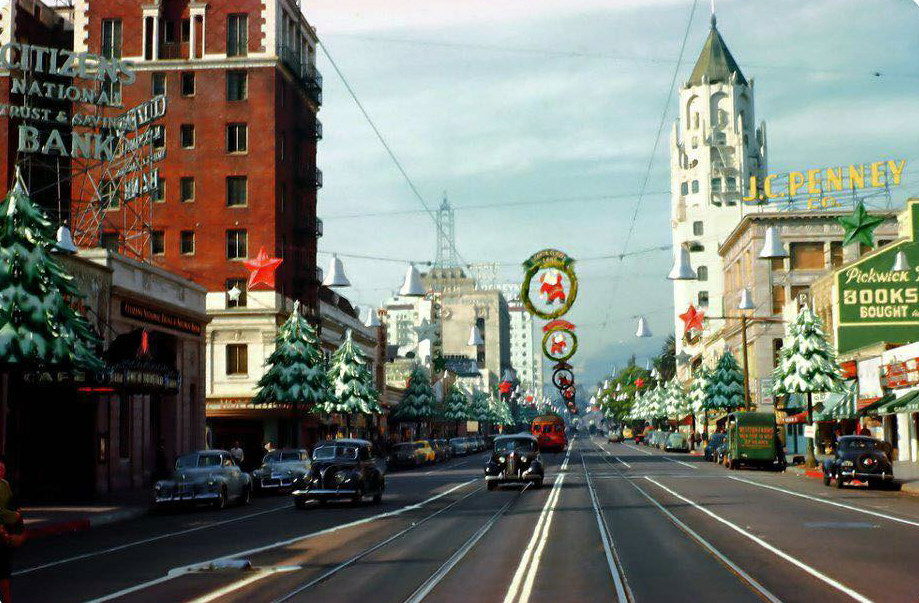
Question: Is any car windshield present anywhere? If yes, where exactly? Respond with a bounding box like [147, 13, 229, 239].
[175, 454, 221, 469]
[495, 439, 536, 453]
[840, 438, 880, 452]
[313, 445, 358, 460]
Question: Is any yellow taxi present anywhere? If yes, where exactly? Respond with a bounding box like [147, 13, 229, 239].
[413, 440, 436, 464]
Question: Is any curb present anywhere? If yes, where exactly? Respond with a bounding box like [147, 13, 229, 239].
[24, 507, 147, 542]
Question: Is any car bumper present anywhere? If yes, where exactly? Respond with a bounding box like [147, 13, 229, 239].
[154, 492, 220, 505]
[840, 470, 894, 481]
[292, 488, 361, 499]
[255, 477, 297, 489]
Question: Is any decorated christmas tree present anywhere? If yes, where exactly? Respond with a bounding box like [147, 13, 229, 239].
[254, 301, 330, 437]
[772, 305, 843, 467]
[689, 366, 712, 437]
[442, 384, 471, 430]
[469, 389, 492, 424]
[664, 379, 690, 420]
[0, 170, 103, 370]
[705, 351, 745, 411]
[394, 365, 436, 433]
[323, 329, 380, 435]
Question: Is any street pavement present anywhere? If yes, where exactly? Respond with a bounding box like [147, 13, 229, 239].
[12, 436, 919, 602]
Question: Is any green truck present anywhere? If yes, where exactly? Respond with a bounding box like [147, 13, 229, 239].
[722, 411, 785, 471]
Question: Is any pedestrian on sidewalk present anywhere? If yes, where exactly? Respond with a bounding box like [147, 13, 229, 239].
[0, 457, 24, 603]
[230, 441, 245, 466]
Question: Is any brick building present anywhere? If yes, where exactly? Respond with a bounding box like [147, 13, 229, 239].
[70, 0, 324, 449]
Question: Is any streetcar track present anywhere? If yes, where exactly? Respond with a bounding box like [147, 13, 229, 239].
[590, 439, 782, 603]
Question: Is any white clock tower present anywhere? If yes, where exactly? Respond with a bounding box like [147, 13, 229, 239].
[671, 14, 767, 361]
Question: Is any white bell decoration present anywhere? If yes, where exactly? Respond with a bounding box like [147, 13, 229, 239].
[667, 245, 697, 280]
[467, 325, 484, 346]
[322, 254, 351, 287]
[364, 307, 381, 328]
[892, 251, 910, 272]
[759, 226, 788, 259]
[738, 288, 755, 311]
[651, 367, 660, 379]
[399, 264, 425, 296]
[635, 316, 652, 338]
[616, 383, 622, 392]
[55, 225, 77, 254]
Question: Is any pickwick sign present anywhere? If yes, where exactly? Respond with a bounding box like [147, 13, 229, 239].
[836, 199, 919, 354]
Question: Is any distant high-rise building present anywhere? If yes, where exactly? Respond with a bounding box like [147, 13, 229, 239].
[671, 14, 767, 361]
[498, 284, 542, 393]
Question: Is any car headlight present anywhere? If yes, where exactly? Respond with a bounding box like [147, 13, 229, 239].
[498, 456, 506, 463]
[154, 483, 162, 491]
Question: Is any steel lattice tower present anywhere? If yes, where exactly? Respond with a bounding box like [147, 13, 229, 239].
[434, 192, 458, 268]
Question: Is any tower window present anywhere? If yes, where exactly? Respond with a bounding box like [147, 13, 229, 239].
[696, 266, 708, 281]
[692, 221, 703, 236]
[691, 180, 699, 193]
[680, 182, 688, 196]
[698, 291, 709, 307]
[711, 177, 722, 192]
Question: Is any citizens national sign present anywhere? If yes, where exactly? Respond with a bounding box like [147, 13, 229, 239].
[836, 199, 919, 354]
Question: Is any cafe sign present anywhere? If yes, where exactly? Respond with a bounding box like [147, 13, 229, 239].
[836, 199, 919, 354]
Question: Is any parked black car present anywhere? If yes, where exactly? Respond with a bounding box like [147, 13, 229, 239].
[822, 436, 894, 489]
[704, 433, 726, 462]
[484, 434, 544, 490]
[292, 439, 384, 508]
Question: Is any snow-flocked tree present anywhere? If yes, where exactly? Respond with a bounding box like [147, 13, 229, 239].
[469, 389, 492, 424]
[0, 171, 102, 370]
[705, 351, 745, 411]
[394, 365, 436, 433]
[323, 329, 380, 435]
[254, 301, 330, 435]
[442, 384, 470, 432]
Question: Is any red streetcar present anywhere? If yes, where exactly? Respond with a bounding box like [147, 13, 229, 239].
[531, 415, 567, 452]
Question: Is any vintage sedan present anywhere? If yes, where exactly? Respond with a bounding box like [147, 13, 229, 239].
[449, 437, 469, 456]
[292, 439, 384, 508]
[484, 434, 544, 490]
[664, 432, 690, 453]
[823, 436, 895, 489]
[154, 450, 252, 510]
[251, 449, 311, 493]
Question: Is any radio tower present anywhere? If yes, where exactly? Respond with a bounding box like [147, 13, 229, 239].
[434, 192, 458, 268]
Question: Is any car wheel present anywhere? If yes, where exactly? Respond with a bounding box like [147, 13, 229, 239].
[487, 480, 497, 491]
[835, 474, 845, 489]
[294, 497, 308, 510]
[823, 472, 831, 486]
[214, 487, 227, 510]
[240, 485, 252, 506]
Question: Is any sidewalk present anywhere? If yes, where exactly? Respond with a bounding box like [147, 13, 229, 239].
[785, 453, 919, 496]
[21, 491, 150, 542]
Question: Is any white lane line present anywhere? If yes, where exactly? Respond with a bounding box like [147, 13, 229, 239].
[87, 479, 478, 603]
[726, 476, 919, 529]
[188, 566, 299, 603]
[591, 441, 781, 603]
[404, 486, 527, 603]
[622, 443, 653, 456]
[503, 443, 572, 603]
[581, 450, 630, 602]
[645, 477, 873, 603]
[614, 457, 632, 470]
[14, 503, 292, 576]
[665, 457, 698, 470]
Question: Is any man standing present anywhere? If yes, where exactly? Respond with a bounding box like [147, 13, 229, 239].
[230, 441, 245, 467]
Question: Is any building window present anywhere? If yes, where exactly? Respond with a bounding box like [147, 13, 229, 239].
[181, 72, 195, 96]
[151, 72, 166, 95]
[101, 19, 123, 59]
[226, 278, 247, 308]
[180, 231, 195, 255]
[226, 344, 248, 375]
[227, 14, 249, 57]
[711, 177, 722, 192]
[226, 176, 247, 206]
[101, 179, 120, 210]
[180, 124, 195, 149]
[226, 124, 248, 153]
[151, 231, 165, 255]
[688, 242, 704, 252]
[830, 241, 843, 267]
[181, 18, 191, 43]
[770, 257, 784, 271]
[227, 70, 248, 101]
[790, 242, 824, 270]
[697, 291, 709, 307]
[726, 177, 737, 191]
[101, 232, 119, 251]
[691, 180, 699, 193]
[119, 396, 131, 458]
[772, 339, 783, 368]
[163, 20, 176, 44]
[791, 285, 809, 308]
[692, 221, 703, 236]
[279, 184, 286, 214]
[180, 177, 195, 202]
[154, 176, 165, 202]
[679, 182, 688, 196]
[226, 229, 247, 259]
[771, 285, 785, 315]
[696, 266, 708, 282]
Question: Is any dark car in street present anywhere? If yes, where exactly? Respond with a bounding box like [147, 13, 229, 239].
[823, 436, 894, 489]
[704, 433, 726, 461]
[251, 449, 311, 493]
[292, 439, 384, 508]
[449, 437, 469, 456]
[387, 442, 424, 469]
[154, 450, 252, 510]
[484, 434, 544, 490]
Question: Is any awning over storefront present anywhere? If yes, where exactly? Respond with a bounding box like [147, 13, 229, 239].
[877, 389, 919, 415]
[819, 383, 860, 420]
[860, 394, 895, 415]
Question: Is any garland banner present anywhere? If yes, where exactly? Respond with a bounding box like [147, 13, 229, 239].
[521, 249, 578, 320]
[552, 368, 574, 389]
[543, 328, 577, 363]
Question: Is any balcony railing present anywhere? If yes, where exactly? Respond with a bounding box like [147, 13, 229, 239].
[277, 44, 323, 106]
[314, 168, 323, 189]
[315, 218, 323, 238]
[279, 44, 302, 79]
[302, 67, 323, 106]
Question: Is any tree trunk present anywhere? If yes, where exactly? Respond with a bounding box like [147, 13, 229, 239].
[805, 392, 817, 469]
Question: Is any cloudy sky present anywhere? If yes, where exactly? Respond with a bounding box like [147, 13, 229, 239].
[305, 0, 919, 390]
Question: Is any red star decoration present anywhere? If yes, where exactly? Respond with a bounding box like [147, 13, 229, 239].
[526, 395, 533, 403]
[499, 381, 512, 394]
[244, 247, 283, 290]
[679, 304, 704, 337]
[635, 378, 644, 388]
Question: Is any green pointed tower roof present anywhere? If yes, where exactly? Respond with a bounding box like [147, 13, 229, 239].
[688, 15, 747, 87]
